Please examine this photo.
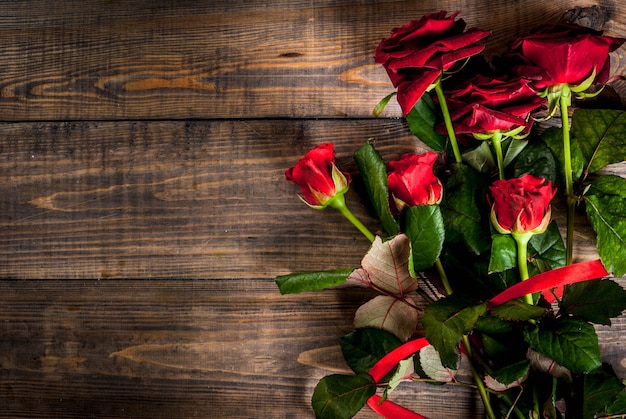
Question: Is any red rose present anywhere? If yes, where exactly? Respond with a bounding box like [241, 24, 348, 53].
[285, 143, 350, 208]
[507, 23, 624, 89]
[387, 151, 442, 212]
[445, 75, 543, 135]
[375, 11, 490, 115]
[489, 174, 557, 235]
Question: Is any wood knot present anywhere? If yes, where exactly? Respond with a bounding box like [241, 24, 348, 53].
[560, 6, 609, 31]
[279, 52, 303, 58]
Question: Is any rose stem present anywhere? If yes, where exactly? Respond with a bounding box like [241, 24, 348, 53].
[513, 232, 534, 305]
[435, 259, 497, 419]
[434, 82, 463, 164]
[434, 258, 453, 295]
[490, 131, 505, 180]
[329, 196, 375, 242]
[560, 88, 575, 265]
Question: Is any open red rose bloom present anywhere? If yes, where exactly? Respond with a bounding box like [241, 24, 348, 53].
[387, 151, 442, 211]
[507, 23, 625, 88]
[489, 174, 557, 234]
[375, 11, 490, 115]
[445, 75, 543, 135]
[285, 143, 350, 207]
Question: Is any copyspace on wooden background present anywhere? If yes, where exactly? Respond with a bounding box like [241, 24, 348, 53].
[0, 1, 625, 418]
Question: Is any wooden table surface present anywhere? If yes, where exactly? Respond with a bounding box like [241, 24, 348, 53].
[1, 1, 625, 417]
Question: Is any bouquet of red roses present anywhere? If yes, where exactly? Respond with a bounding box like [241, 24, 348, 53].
[277, 11, 626, 419]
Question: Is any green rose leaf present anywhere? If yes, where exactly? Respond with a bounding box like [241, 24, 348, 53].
[275, 268, 354, 294]
[561, 279, 626, 325]
[406, 92, 446, 152]
[422, 294, 487, 369]
[462, 141, 496, 174]
[514, 140, 559, 185]
[584, 175, 626, 276]
[339, 328, 402, 375]
[571, 108, 626, 174]
[541, 127, 585, 182]
[490, 300, 547, 322]
[311, 373, 376, 419]
[354, 295, 418, 342]
[488, 234, 517, 274]
[372, 92, 396, 117]
[403, 204, 445, 271]
[606, 389, 626, 415]
[523, 317, 601, 373]
[502, 137, 528, 168]
[474, 315, 514, 335]
[528, 221, 566, 275]
[354, 143, 399, 236]
[484, 360, 530, 391]
[440, 163, 490, 255]
[583, 368, 626, 419]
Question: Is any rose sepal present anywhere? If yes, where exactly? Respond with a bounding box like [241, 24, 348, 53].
[300, 164, 350, 210]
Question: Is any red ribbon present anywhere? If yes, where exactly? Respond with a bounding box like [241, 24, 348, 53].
[369, 337, 429, 382]
[487, 259, 609, 309]
[367, 394, 429, 419]
[365, 259, 609, 418]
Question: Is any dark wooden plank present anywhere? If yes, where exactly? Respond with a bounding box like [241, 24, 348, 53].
[0, 279, 623, 418]
[0, 119, 424, 279]
[0, 0, 624, 120]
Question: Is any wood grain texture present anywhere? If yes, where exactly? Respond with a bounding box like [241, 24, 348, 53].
[2, 1, 626, 418]
[1, 279, 624, 418]
[0, 119, 425, 279]
[0, 0, 624, 120]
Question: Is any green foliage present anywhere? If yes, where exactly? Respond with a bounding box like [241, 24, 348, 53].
[490, 300, 547, 322]
[561, 279, 626, 325]
[422, 295, 487, 369]
[372, 92, 396, 117]
[606, 388, 626, 415]
[406, 92, 446, 152]
[540, 127, 584, 182]
[311, 373, 376, 419]
[570, 108, 626, 174]
[275, 268, 354, 294]
[402, 205, 445, 271]
[502, 137, 529, 167]
[354, 143, 398, 236]
[584, 175, 626, 276]
[524, 318, 601, 373]
[488, 234, 517, 273]
[339, 328, 402, 375]
[514, 140, 559, 184]
[528, 221, 566, 273]
[485, 360, 530, 390]
[582, 367, 626, 419]
[462, 141, 496, 174]
[440, 163, 490, 255]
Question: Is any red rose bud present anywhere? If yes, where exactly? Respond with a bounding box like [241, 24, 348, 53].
[387, 151, 443, 212]
[507, 23, 624, 90]
[375, 11, 490, 115]
[445, 75, 543, 136]
[285, 143, 350, 209]
[489, 174, 557, 235]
